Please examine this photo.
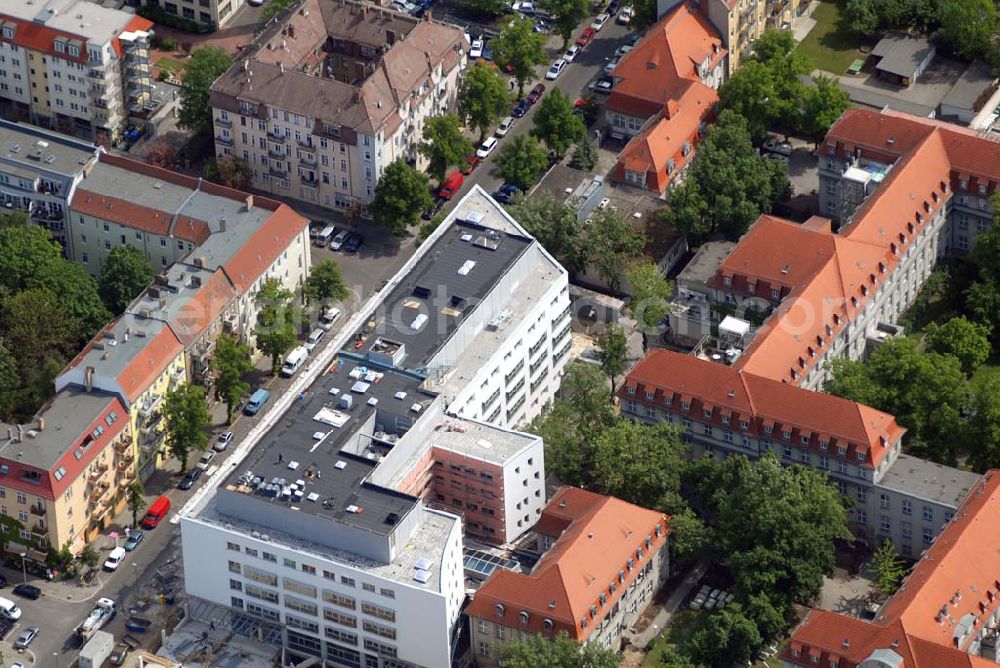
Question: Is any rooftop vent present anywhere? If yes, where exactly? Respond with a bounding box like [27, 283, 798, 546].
[466, 210, 486, 224]
[473, 232, 500, 251]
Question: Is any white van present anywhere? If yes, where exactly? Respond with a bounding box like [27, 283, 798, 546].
[104, 546, 126, 571]
[314, 225, 336, 246]
[319, 306, 342, 331]
[0, 596, 20, 620]
[305, 327, 326, 352]
[281, 346, 309, 377]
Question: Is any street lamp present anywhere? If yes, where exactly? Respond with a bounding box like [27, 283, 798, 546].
[53, 651, 59, 668]
[19, 551, 26, 584]
[132, 562, 139, 587]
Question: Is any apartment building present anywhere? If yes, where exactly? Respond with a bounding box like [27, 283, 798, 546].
[622, 350, 979, 555]
[0, 388, 132, 559]
[0, 119, 100, 248]
[0, 0, 153, 143]
[209, 0, 467, 210]
[467, 487, 669, 663]
[180, 186, 570, 666]
[784, 472, 1000, 668]
[56, 152, 310, 480]
[700, 0, 805, 73]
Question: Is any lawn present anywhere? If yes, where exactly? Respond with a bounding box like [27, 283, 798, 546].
[155, 56, 187, 78]
[641, 610, 706, 668]
[794, 1, 872, 75]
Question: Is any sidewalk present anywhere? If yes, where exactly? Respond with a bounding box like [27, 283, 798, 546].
[629, 560, 708, 649]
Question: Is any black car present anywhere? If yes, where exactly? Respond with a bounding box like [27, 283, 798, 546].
[511, 99, 530, 118]
[0, 574, 7, 587]
[178, 467, 202, 490]
[608, 0, 621, 14]
[344, 233, 364, 253]
[12, 584, 40, 600]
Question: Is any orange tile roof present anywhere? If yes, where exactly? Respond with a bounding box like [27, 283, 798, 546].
[623, 350, 904, 468]
[787, 473, 1000, 667]
[613, 79, 716, 192]
[72, 188, 191, 239]
[0, 18, 88, 65]
[466, 487, 668, 641]
[607, 2, 724, 119]
[222, 203, 309, 293]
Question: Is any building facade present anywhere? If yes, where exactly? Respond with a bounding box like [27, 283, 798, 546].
[701, 0, 805, 74]
[210, 0, 467, 211]
[466, 487, 669, 663]
[0, 0, 153, 143]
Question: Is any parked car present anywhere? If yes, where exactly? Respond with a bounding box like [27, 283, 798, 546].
[608, 0, 622, 14]
[13, 627, 37, 650]
[12, 584, 40, 600]
[213, 431, 234, 452]
[469, 39, 484, 59]
[511, 98, 530, 118]
[576, 27, 596, 47]
[178, 467, 202, 490]
[614, 44, 633, 59]
[763, 137, 793, 156]
[512, 0, 534, 14]
[344, 233, 364, 253]
[533, 19, 549, 33]
[304, 327, 326, 352]
[330, 229, 350, 250]
[546, 59, 567, 80]
[463, 154, 481, 174]
[617, 6, 633, 23]
[763, 152, 790, 164]
[527, 83, 546, 104]
[196, 450, 217, 471]
[0, 574, 8, 587]
[590, 12, 610, 30]
[496, 116, 515, 137]
[124, 529, 145, 551]
[319, 306, 342, 331]
[589, 76, 614, 93]
[603, 58, 619, 74]
[563, 45, 581, 62]
[103, 547, 126, 572]
[493, 183, 521, 204]
[476, 136, 498, 159]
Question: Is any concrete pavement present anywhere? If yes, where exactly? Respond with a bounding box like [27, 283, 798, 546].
[629, 560, 708, 649]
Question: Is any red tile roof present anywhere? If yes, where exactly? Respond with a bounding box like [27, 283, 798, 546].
[612, 79, 716, 192]
[466, 487, 668, 642]
[786, 473, 1000, 668]
[607, 2, 724, 119]
[0, 18, 87, 65]
[222, 203, 309, 293]
[623, 350, 903, 468]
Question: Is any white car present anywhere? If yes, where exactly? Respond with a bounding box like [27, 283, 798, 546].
[469, 39, 484, 59]
[213, 431, 234, 452]
[512, 0, 535, 14]
[330, 230, 349, 250]
[196, 450, 217, 471]
[103, 547, 126, 572]
[604, 58, 619, 74]
[496, 116, 514, 137]
[563, 45, 581, 62]
[598, 197, 610, 209]
[591, 13, 610, 30]
[476, 136, 498, 159]
[546, 59, 567, 80]
[319, 306, 342, 331]
[617, 6, 633, 23]
[614, 44, 633, 59]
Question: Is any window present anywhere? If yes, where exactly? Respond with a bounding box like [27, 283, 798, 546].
[322, 591, 355, 610]
[324, 608, 357, 628]
[284, 578, 317, 598]
[923, 528, 933, 546]
[902, 500, 912, 516]
[228, 561, 241, 574]
[363, 620, 396, 640]
[341, 576, 355, 587]
[362, 602, 395, 622]
[880, 494, 889, 510]
[923, 506, 933, 522]
[880, 515, 890, 532]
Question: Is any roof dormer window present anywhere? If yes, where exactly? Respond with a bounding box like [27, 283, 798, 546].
[496, 604, 505, 618]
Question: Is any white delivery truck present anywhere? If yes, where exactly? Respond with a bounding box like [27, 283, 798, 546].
[79, 629, 115, 668]
[280, 345, 309, 377]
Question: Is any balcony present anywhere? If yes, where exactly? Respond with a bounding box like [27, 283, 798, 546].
[268, 147, 286, 160]
[216, 135, 234, 147]
[267, 132, 286, 145]
[215, 117, 233, 129]
[138, 394, 163, 419]
[301, 177, 320, 189]
[297, 138, 316, 150]
[114, 438, 131, 454]
[269, 165, 288, 178]
[30, 523, 45, 536]
[298, 154, 317, 166]
[29, 505, 45, 517]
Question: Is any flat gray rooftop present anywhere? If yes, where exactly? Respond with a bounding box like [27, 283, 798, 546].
[349, 219, 532, 371]
[0, 120, 98, 180]
[222, 358, 435, 535]
[0, 0, 139, 43]
[879, 454, 981, 508]
[678, 240, 735, 286]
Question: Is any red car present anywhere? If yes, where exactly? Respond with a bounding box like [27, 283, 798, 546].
[463, 154, 481, 175]
[576, 27, 596, 47]
[527, 83, 546, 104]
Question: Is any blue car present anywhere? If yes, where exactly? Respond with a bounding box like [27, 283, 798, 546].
[511, 99, 530, 118]
[344, 233, 364, 252]
[493, 184, 520, 204]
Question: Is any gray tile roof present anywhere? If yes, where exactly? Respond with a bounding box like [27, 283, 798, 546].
[871, 33, 934, 79]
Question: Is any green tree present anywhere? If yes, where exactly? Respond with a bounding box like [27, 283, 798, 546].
[0, 342, 20, 419]
[586, 209, 645, 293]
[418, 114, 474, 183]
[492, 16, 547, 97]
[464, 0, 508, 15]
[495, 134, 549, 191]
[507, 191, 586, 273]
[665, 505, 708, 564]
[626, 262, 672, 329]
[0, 209, 28, 228]
[531, 88, 585, 158]
[871, 540, 906, 596]
[688, 603, 763, 667]
[98, 246, 155, 313]
[709, 454, 852, 609]
[214, 155, 253, 190]
[162, 385, 211, 474]
[370, 160, 433, 234]
[591, 421, 686, 510]
[661, 180, 711, 243]
[800, 75, 851, 144]
[496, 631, 620, 668]
[457, 62, 512, 144]
[178, 47, 232, 135]
[212, 334, 253, 424]
[718, 60, 776, 142]
[597, 323, 628, 398]
[924, 316, 991, 374]
[937, 0, 998, 61]
[259, 0, 297, 28]
[76, 544, 100, 570]
[254, 278, 300, 374]
[529, 363, 618, 486]
[540, 0, 589, 48]
[569, 139, 598, 171]
[303, 259, 349, 306]
[125, 481, 147, 528]
[844, 0, 880, 34]
[751, 30, 797, 63]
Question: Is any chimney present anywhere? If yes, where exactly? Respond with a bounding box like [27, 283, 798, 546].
[220, 217, 228, 232]
[245, 194, 253, 210]
[85, 366, 94, 392]
[37, 417, 44, 432]
[159, 296, 166, 310]
[124, 328, 130, 342]
[280, 61, 285, 74]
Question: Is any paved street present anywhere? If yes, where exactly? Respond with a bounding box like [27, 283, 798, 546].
[450, 16, 635, 202]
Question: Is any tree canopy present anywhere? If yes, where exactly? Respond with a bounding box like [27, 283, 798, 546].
[531, 88, 586, 158]
[626, 262, 673, 330]
[254, 278, 300, 374]
[303, 259, 349, 306]
[457, 62, 512, 144]
[936, 0, 997, 60]
[370, 160, 433, 234]
[507, 192, 586, 273]
[871, 540, 906, 597]
[162, 384, 211, 474]
[539, 0, 589, 48]
[924, 316, 991, 374]
[597, 323, 628, 398]
[495, 632, 620, 668]
[492, 16, 547, 97]
[212, 333, 252, 424]
[99, 245, 155, 314]
[418, 114, 474, 183]
[586, 209, 645, 293]
[843, 0, 939, 35]
[178, 47, 232, 135]
[495, 134, 549, 191]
